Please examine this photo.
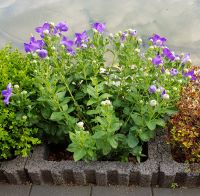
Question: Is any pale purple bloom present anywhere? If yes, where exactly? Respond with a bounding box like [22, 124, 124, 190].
[181, 54, 191, 64]
[92, 22, 106, 33]
[24, 36, 44, 53]
[183, 69, 196, 80]
[161, 66, 165, 73]
[2, 83, 12, 105]
[162, 48, 175, 61]
[149, 34, 167, 46]
[61, 36, 73, 48]
[148, 85, 157, 93]
[130, 29, 137, 36]
[55, 22, 68, 32]
[35, 22, 50, 37]
[170, 68, 178, 76]
[37, 49, 48, 58]
[152, 55, 163, 66]
[75, 31, 89, 47]
[121, 32, 127, 42]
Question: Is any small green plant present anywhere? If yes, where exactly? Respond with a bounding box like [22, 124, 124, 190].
[170, 182, 178, 189]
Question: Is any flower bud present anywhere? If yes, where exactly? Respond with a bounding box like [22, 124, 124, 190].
[101, 99, 112, 106]
[162, 94, 170, 100]
[135, 48, 140, 53]
[21, 90, 27, 95]
[149, 100, 157, 106]
[77, 121, 84, 129]
[22, 115, 27, 120]
[14, 84, 19, 89]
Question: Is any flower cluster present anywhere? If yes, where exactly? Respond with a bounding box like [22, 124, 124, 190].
[1, 21, 195, 162]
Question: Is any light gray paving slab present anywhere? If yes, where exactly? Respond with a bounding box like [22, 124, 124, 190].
[92, 186, 152, 196]
[0, 184, 31, 196]
[153, 188, 200, 196]
[30, 185, 91, 196]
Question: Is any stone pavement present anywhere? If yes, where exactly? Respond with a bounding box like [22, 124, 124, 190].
[0, 184, 199, 196]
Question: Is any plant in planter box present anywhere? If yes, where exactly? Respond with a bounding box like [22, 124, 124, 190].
[168, 66, 200, 163]
[24, 21, 193, 162]
[0, 47, 41, 159]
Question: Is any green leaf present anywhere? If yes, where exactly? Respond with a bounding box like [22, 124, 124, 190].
[139, 131, 150, 142]
[108, 137, 118, 148]
[155, 119, 166, 127]
[86, 109, 99, 115]
[93, 131, 106, 139]
[73, 149, 86, 161]
[87, 85, 97, 98]
[131, 113, 143, 126]
[56, 91, 66, 101]
[146, 121, 156, 131]
[61, 104, 68, 112]
[165, 109, 177, 115]
[87, 98, 97, 106]
[127, 134, 139, 148]
[50, 112, 64, 121]
[99, 93, 112, 100]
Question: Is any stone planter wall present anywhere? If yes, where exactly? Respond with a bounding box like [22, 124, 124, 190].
[157, 132, 200, 188]
[24, 135, 159, 186]
[0, 156, 29, 184]
[1, 132, 200, 187]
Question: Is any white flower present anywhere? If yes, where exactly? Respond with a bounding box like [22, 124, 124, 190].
[135, 48, 140, 53]
[131, 64, 136, 69]
[21, 90, 27, 95]
[77, 122, 84, 129]
[112, 81, 121, 87]
[93, 29, 98, 33]
[100, 67, 106, 74]
[149, 100, 157, 107]
[165, 69, 170, 75]
[149, 46, 154, 50]
[14, 84, 19, 89]
[22, 115, 27, 120]
[109, 33, 113, 38]
[101, 99, 112, 106]
[162, 94, 170, 100]
[43, 29, 49, 34]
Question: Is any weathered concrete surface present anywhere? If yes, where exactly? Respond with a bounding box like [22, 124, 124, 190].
[0, 156, 29, 184]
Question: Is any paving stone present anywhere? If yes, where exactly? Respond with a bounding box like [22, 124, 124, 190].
[153, 188, 200, 196]
[0, 184, 31, 196]
[92, 186, 152, 196]
[30, 185, 91, 196]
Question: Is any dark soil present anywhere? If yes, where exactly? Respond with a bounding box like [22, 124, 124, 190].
[47, 142, 148, 163]
[171, 145, 186, 163]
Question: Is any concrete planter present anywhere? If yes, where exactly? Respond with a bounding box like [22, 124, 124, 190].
[0, 156, 29, 184]
[25, 136, 160, 186]
[158, 131, 200, 188]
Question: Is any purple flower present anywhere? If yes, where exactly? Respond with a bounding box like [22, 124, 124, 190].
[170, 68, 178, 76]
[162, 48, 175, 61]
[181, 54, 191, 64]
[55, 22, 68, 32]
[149, 34, 167, 46]
[37, 49, 48, 59]
[183, 69, 196, 80]
[2, 83, 12, 105]
[24, 36, 44, 53]
[121, 32, 127, 42]
[35, 22, 50, 37]
[92, 22, 106, 33]
[152, 55, 163, 66]
[148, 85, 157, 93]
[161, 90, 166, 97]
[75, 31, 89, 47]
[161, 66, 165, 73]
[130, 29, 137, 36]
[61, 36, 75, 55]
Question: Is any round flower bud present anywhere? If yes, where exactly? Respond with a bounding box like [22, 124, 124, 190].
[131, 64, 136, 69]
[32, 60, 37, 64]
[21, 90, 27, 95]
[148, 57, 152, 61]
[138, 38, 142, 43]
[173, 87, 178, 91]
[50, 22, 55, 26]
[22, 115, 27, 120]
[149, 100, 157, 107]
[51, 46, 56, 50]
[120, 43, 124, 48]
[109, 33, 114, 38]
[162, 94, 170, 100]
[135, 48, 140, 53]
[77, 121, 84, 129]
[14, 84, 19, 89]
[101, 99, 112, 106]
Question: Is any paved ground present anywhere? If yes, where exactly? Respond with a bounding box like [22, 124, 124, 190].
[0, 184, 199, 196]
